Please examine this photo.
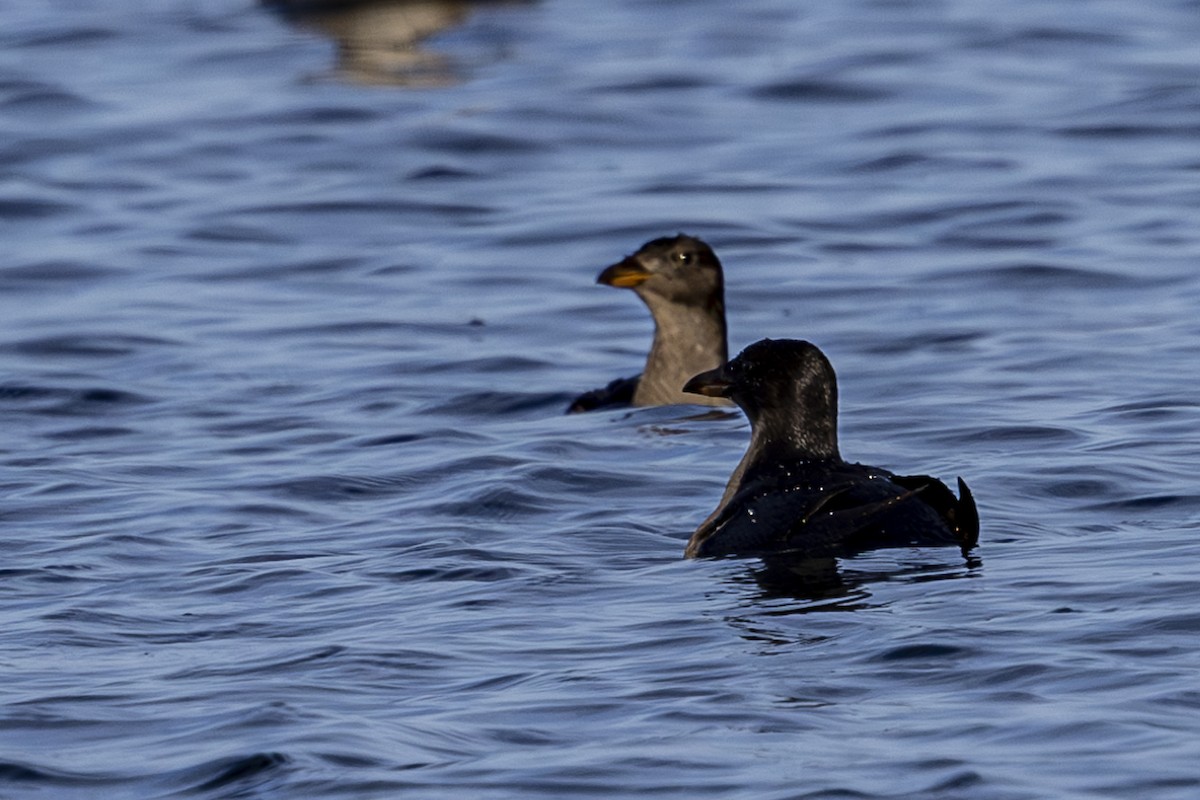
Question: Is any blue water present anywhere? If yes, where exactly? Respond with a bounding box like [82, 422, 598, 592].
[3, 0, 1200, 797]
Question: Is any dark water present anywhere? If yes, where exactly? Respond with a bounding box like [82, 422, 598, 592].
[3, 0, 1200, 797]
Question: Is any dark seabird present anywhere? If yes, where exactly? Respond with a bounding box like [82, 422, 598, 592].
[568, 234, 732, 413]
[682, 338, 978, 559]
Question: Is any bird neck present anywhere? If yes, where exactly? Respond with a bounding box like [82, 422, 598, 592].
[635, 298, 728, 407]
[745, 412, 840, 464]
[707, 419, 841, 524]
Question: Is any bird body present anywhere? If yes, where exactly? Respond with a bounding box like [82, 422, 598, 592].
[684, 339, 978, 559]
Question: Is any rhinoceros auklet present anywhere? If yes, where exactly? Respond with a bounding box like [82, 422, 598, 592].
[682, 338, 978, 559]
[568, 234, 731, 413]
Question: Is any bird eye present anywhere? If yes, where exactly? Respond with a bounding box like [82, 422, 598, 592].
[676, 251, 695, 266]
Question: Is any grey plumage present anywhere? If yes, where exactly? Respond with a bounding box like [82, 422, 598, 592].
[569, 235, 731, 413]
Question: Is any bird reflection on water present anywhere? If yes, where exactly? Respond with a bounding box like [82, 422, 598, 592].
[742, 551, 982, 607]
[717, 553, 982, 657]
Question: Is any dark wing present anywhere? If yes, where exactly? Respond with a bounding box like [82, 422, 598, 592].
[889, 474, 979, 551]
[692, 465, 976, 559]
[566, 374, 640, 414]
[694, 469, 913, 558]
[787, 483, 926, 552]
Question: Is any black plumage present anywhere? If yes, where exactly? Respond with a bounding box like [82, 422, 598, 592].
[683, 339, 978, 559]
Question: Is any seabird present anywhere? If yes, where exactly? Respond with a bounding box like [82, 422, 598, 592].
[568, 234, 731, 412]
[683, 338, 979, 559]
